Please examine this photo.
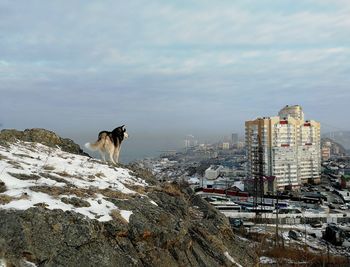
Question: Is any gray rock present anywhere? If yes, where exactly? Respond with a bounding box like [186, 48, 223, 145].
[0, 180, 6, 193]
[60, 197, 91, 208]
[0, 184, 256, 266]
[0, 128, 89, 156]
[0, 129, 256, 266]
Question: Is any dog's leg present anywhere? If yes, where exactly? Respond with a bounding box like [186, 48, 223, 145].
[109, 147, 117, 165]
[113, 147, 120, 164]
[99, 151, 106, 162]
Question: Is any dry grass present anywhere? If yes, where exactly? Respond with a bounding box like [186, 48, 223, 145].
[53, 171, 85, 181]
[54, 171, 70, 177]
[39, 172, 70, 185]
[7, 172, 40, 180]
[30, 185, 134, 201]
[30, 186, 96, 198]
[193, 226, 226, 252]
[142, 230, 153, 240]
[61, 196, 91, 207]
[157, 213, 170, 226]
[110, 209, 128, 224]
[95, 172, 105, 178]
[116, 230, 129, 238]
[0, 153, 9, 160]
[13, 153, 35, 159]
[0, 194, 14, 204]
[6, 160, 23, 169]
[52, 223, 63, 233]
[42, 165, 55, 171]
[0, 192, 29, 205]
[219, 225, 233, 236]
[260, 245, 350, 266]
[161, 183, 182, 197]
[98, 188, 133, 199]
[30, 186, 66, 197]
[126, 185, 147, 194]
[33, 202, 49, 208]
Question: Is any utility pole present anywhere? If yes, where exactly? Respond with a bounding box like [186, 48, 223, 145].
[327, 241, 330, 266]
[275, 192, 279, 247]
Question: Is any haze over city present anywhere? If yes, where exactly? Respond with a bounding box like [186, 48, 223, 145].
[1, 0, 350, 161]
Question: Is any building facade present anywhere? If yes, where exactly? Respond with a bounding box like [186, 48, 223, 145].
[231, 133, 238, 145]
[205, 165, 224, 180]
[245, 105, 321, 192]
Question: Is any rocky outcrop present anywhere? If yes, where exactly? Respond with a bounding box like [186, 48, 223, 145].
[0, 183, 256, 266]
[0, 128, 89, 156]
[0, 129, 256, 266]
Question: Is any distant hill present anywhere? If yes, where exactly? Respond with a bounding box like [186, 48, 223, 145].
[322, 131, 350, 150]
[321, 137, 348, 156]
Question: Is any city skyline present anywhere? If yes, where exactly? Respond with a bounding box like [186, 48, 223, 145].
[1, 0, 350, 161]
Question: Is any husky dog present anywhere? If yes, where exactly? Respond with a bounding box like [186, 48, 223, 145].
[85, 125, 128, 164]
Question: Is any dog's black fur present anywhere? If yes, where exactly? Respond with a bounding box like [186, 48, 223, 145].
[98, 125, 127, 146]
[85, 125, 128, 164]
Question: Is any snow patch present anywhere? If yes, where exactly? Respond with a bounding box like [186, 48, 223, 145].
[22, 259, 38, 267]
[224, 251, 242, 267]
[120, 210, 133, 222]
[0, 141, 145, 222]
[149, 200, 158, 206]
[260, 256, 276, 264]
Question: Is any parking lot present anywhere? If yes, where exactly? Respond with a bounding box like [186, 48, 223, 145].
[302, 173, 350, 213]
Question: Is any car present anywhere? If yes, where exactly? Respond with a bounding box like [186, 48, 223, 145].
[309, 233, 317, 238]
[332, 199, 341, 204]
[229, 218, 243, 228]
[310, 221, 322, 228]
[328, 203, 336, 209]
[289, 230, 303, 241]
[339, 205, 348, 210]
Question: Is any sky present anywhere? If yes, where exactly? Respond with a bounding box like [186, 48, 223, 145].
[1, 0, 350, 161]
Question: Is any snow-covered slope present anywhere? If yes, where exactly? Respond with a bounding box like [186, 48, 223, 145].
[0, 141, 148, 222]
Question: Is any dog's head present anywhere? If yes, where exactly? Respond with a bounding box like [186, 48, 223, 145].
[122, 125, 129, 139]
[113, 125, 128, 140]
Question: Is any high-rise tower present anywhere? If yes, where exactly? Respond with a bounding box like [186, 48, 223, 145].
[245, 105, 321, 192]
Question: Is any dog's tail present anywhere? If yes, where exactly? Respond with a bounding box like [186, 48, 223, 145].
[84, 141, 101, 151]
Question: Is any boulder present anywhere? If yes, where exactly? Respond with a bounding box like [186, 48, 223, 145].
[0, 128, 89, 156]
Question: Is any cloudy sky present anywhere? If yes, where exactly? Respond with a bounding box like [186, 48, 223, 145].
[1, 0, 350, 161]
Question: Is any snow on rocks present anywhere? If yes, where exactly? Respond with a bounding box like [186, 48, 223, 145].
[0, 141, 147, 222]
[259, 256, 276, 264]
[120, 210, 133, 222]
[224, 251, 243, 267]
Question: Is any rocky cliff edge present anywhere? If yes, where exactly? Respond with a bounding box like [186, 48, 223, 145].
[0, 129, 255, 267]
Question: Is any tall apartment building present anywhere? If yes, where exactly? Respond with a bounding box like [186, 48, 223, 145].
[245, 105, 321, 192]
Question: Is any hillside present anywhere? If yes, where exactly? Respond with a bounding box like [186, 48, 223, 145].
[322, 131, 350, 150]
[0, 129, 255, 267]
[321, 137, 348, 156]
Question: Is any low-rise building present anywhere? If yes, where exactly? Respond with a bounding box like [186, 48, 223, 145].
[321, 146, 331, 161]
[204, 165, 224, 180]
[222, 142, 230, 150]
